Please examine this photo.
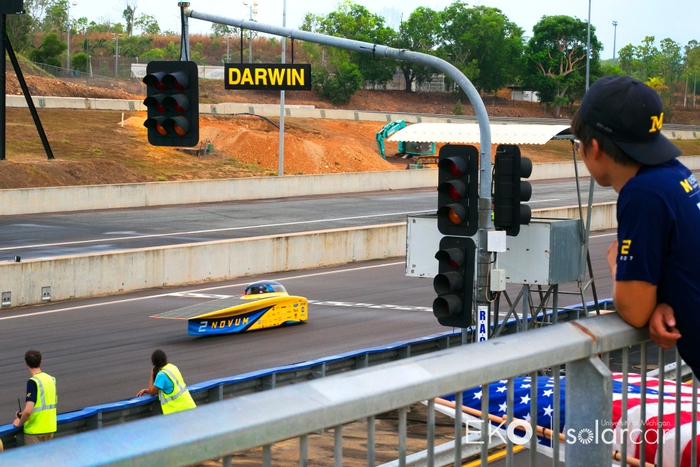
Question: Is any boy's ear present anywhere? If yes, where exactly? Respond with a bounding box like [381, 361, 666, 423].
[588, 138, 605, 160]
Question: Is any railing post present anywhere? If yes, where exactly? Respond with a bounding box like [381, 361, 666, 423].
[565, 356, 612, 467]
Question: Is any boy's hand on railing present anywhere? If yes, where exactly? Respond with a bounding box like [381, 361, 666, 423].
[648, 303, 681, 349]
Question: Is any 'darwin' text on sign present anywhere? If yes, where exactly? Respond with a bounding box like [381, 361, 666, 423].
[224, 64, 312, 91]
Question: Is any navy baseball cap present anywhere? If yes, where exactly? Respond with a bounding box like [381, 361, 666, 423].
[578, 75, 681, 165]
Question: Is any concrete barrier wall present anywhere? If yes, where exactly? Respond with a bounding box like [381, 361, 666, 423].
[0, 170, 438, 216]
[0, 223, 406, 308]
[532, 201, 617, 231]
[0, 202, 619, 309]
[4, 156, 697, 216]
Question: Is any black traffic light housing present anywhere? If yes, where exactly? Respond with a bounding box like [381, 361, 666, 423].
[437, 145, 479, 237]
[433, 236, 476, 328]
[143, 61, 199, 147]
[493, 144, 532, 236]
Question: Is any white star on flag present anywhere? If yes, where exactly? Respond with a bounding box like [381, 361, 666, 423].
[499, 402, 508, 413]
[543, 405, 554, 417]
[496, 386, 507, 393]
[542, 389, 554, 397]
[520, 394, 530, 405]
[473, 390, 482, 400]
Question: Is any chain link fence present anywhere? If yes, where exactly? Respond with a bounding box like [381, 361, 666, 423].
[12, 59, 145, 97]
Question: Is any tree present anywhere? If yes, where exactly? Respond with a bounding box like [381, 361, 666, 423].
[439, 3, 524, 95]
[312, 49, 364, 104]
[393, 7, 441, 92]
[210, 23, 235, 37]
[525, 15, 601, 118]
[303, 1, 397, 89]
[134, 13, 160, 35]
[657, 38, 683, 86]
[71, 52, 88, 72]
[42, 0, 68, 33]
[29, 32, 67, 68]
[122, 0, 137, 36]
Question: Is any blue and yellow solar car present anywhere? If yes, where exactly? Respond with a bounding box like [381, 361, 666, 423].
[151, 281, 308, 336]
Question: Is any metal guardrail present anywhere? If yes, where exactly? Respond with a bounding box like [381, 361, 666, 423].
[0, 302, 603, 451]
[0, 312, 662, 467]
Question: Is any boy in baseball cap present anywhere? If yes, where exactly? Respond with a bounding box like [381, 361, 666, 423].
[571, 75, 700, 378]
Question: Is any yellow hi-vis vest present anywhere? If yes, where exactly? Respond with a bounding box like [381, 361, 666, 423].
[158, 363, 196, 415]
[24, 372, 57, 435]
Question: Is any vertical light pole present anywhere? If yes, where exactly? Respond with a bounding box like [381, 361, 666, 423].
[612, 21, 618, 65]
[66, 1, 77, 70]
[585, 0, 591, 90]
[112, 33, 121, 78]
[278, 0, 286, 176]
[242, 1, 258, 63]
[694, 72, 697, 108]
[223, 36, 230, 62]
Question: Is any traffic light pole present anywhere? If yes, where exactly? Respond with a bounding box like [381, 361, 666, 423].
[184, 6, 495, 340]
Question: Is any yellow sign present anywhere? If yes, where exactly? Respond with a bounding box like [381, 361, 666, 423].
[225, 64, 312, 91]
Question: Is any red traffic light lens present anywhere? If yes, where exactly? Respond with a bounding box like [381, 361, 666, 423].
[438, 180, 466, 201]
[143, 95, 168, 113]
[162, 72, 189, 91]
[438, 156, 467, 177]
[162, 95, 189, 114]
[143, 72, 168, 91]
[435, 248, 465, 269]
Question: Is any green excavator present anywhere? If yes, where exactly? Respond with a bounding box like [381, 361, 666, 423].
[375, 120, 436, 161]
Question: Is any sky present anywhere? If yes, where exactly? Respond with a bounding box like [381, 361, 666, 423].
[68, 0, 699, 60]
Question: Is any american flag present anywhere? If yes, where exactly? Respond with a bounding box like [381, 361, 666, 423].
[437, 373, 700, 466]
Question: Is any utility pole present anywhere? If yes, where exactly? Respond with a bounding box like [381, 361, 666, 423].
[585, 0, 592, 90]
[242, 1, 258, 63]
[612, 21, 618, 65]
[278, 0, 285, 176]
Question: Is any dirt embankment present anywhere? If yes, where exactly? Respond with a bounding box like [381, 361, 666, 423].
[1, 72, 698, 190]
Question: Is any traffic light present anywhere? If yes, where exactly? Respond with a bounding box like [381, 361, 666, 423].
[433, 236, 475, 328]
[437, 145, 479, 237]
[143, 61, 199, 147]
[493, 144, 532, 236]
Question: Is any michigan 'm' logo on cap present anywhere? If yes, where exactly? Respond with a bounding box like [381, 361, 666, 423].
[649, 113, 664, 133]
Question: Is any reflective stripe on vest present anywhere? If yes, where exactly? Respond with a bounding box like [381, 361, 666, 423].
[159, 368, 188, 405]
[24, 372, 57, 435]
[157, 364, 196, 414]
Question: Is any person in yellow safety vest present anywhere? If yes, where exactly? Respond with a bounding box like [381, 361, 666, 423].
[136, 349, 196, 414]
[13, 349, 57, 445]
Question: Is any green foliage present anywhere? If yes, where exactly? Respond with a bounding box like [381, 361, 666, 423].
[210, 23, 236, 37]
[134, 14, 160, 36]
[71, 52, 88, 72]
[29, 32, 67, 68]
[312, 49, 363, 104]
[439, 3, 524, 94]
[303, 1, 397, 88]
[123, 2, 137, 36]
[393, 7, 441, 92]
[140, 48, 165, 62]
[599, 63, 626, 77]
[452, 101, 464, 115]
[524, 15, 601, 117]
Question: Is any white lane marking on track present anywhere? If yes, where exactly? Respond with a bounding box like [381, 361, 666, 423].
[524, 198, 559, 204]
[307, 300, 431, 312]
[0, 211, 432, 252]
[0, 261, 405, 321]
[166, 295, 430, 312]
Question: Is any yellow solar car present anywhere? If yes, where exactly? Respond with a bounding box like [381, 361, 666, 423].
[151, 281, 308, 336]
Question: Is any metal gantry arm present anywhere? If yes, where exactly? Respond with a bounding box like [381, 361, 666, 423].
[183, 7, 495, 316]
